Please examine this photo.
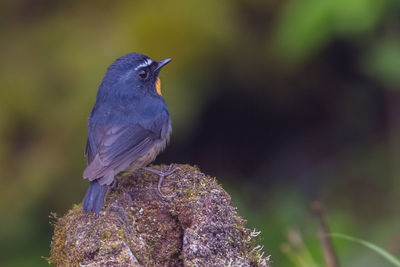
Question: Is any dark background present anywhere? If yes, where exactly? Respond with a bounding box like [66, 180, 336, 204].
[1, 0, 400, 266]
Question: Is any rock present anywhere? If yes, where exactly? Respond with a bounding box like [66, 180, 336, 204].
[49, 164, 270, 266]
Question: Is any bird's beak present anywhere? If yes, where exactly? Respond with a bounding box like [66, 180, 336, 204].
[155, 58, 172, 71]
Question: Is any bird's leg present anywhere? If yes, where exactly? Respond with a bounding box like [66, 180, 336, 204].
[143, 164, 181, 197]
[104, 178, 118, 202]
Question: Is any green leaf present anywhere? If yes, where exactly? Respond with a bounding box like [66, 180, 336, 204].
[330, 233, 400, 267]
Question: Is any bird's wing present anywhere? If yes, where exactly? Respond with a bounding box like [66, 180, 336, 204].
[84, 138, 94, 164]
[83, 116, 170, 185]
[84, 123, 105, 164]
[83, 124, 155, 182]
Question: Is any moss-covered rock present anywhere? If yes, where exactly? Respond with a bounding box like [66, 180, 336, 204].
[49, 164, 270, 266]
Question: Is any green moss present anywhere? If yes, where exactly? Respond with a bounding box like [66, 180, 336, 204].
[49, 164, 270, 266]
[101, 231, 111, 239]
[118, 230, 125, 240]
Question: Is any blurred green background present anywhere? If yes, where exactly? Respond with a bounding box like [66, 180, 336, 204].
[1, 0, 400, 266]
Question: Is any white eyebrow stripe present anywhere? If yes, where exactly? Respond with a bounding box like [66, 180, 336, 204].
[134, 58, 153, 70]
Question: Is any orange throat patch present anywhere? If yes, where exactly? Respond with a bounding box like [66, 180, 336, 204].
[155, 77, 162, 96]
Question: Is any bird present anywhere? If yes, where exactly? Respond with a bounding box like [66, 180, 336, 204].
[82, 53, 179, 213]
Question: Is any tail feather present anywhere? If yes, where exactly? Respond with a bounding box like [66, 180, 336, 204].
[82, 181, 106, 213]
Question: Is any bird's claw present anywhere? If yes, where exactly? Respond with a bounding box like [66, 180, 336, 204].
[144, 164, 180, 197]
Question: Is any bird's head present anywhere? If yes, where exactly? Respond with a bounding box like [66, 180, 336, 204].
[100, 53, 171, 97]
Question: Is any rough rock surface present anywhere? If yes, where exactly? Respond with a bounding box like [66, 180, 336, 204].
[49, 164, 270, 266]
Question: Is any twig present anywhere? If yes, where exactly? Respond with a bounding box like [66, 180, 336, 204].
[311, 201, 340, 267]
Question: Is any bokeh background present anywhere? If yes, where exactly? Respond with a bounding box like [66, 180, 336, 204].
[1, 0, 400, 266]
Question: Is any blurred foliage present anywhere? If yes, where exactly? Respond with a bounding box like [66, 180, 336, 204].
[364, 38, 400, 88]
[0, 0, 400, 266]
[330, 233, 400, 266]
[274, 0, 391, 63]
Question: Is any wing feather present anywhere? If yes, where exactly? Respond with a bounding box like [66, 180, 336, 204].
[83, 123, 164, 184]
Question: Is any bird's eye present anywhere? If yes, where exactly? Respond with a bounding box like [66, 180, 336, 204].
[138, 69, 149, 79]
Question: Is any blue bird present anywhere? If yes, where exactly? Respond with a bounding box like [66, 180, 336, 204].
[82, 53, 178, 213]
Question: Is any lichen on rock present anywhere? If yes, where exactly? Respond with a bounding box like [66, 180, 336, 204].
[49, 164, 271, 266]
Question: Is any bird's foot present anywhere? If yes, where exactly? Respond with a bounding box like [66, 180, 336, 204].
[143, 164, 181, 197]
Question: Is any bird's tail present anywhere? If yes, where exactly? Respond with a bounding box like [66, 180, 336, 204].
[82, 181, 106, 213]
